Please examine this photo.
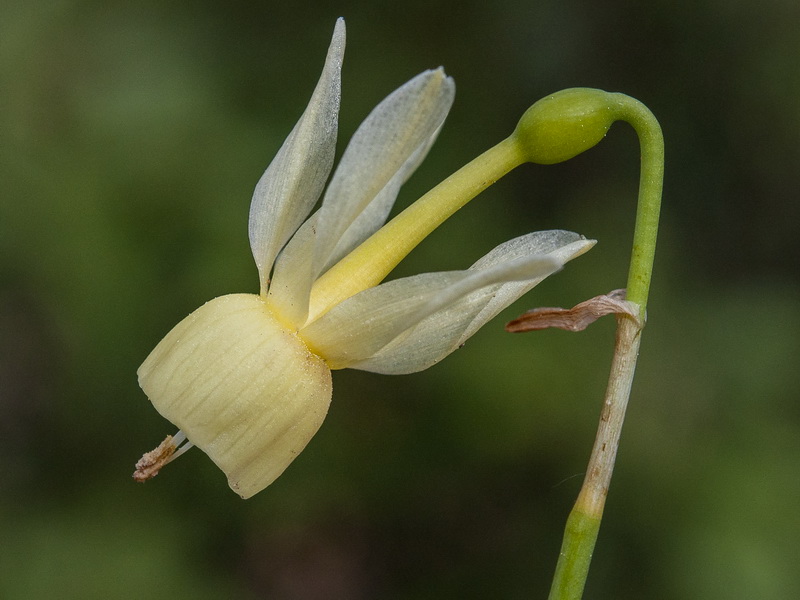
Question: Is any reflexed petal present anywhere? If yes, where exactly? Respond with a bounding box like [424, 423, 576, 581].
[312, 69, 455, 277]
[300, 252, 565, 369]
[248, 19, 345, 295]
[268, 124, 443, 328]
[348, 231, 595, 374]
[138, 294, 332, 498]
[268, 71, 453, 326]
[322, 123, 445, 272]
[265, 211, 319, 328]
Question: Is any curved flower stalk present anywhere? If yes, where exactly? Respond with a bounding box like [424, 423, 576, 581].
[134, 19, 595, 498]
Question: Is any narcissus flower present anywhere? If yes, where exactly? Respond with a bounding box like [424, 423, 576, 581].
[135, 19, 595, 498]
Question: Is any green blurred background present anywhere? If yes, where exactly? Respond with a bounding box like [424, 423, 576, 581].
[2, 0, 799, 598]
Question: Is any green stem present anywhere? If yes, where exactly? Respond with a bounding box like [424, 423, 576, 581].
[547, 94, 663, 600]
[547, 509, 602, 600]
[616, 94, 664, 313]
[548, 510, 600, 600]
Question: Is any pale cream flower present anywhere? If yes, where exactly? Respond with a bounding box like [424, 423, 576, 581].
[136, 19, 594, 498]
